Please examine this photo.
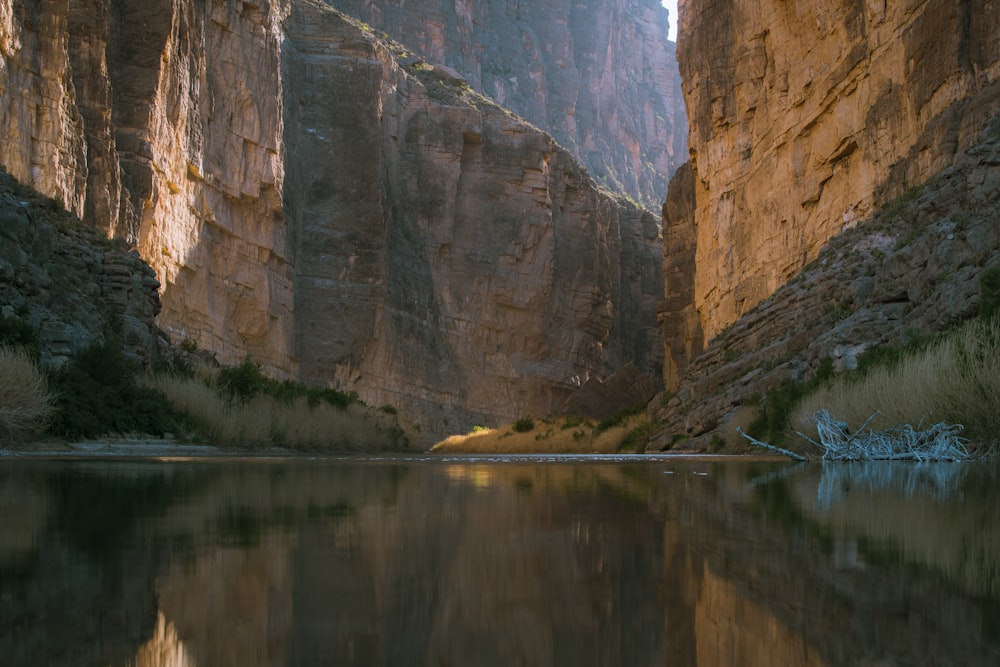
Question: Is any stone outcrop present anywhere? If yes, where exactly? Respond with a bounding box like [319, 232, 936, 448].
[650, 113, 1000, 450]
[330, 0, 687, 210]
[673, 0, 1000, 344]
[1, 0, 664, 440]
[0, 169, 160, 369]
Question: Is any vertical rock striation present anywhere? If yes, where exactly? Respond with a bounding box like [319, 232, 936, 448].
[673, 0, 1000, 344]
[328, 0, 687, 210]
[283, 3, 663, 436]
[1, 0, 663, 440]
[1, 0, 295, 374]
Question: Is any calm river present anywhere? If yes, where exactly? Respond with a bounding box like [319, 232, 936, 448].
[1, 455, 998, 666]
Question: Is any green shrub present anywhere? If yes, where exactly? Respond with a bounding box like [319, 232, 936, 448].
[595, 405, 644, 434]
[560, 416, 591, 430]
[513, 416, 535, 433]
[48, 341, 187, 439]
[0, 314, 39, 361]
[217, 358, 269, 401]
[217, 358, 360, 410]
[618, 420, 658, 453]
[980, 266, 1000, 322]
[746, 358, 834, 445]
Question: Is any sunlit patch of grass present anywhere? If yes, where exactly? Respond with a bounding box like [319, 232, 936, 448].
[429, 413, 654, 453]
[0, 346, 52, 444]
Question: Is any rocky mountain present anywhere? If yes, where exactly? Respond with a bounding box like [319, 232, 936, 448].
[653, 114, 1000, 449]
[329, 0, 687, 211]
[664, 0, 1000, 359]
[654, 0, 1000, 447]
[0, 0, 664, 440]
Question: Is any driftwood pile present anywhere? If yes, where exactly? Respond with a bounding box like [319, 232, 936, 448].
[739, 410, 973, 462]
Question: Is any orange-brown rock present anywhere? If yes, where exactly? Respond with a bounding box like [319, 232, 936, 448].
[674, 0, 1000, 342]
[0, 0, 664, 440]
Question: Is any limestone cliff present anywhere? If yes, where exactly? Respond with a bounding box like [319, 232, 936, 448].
[0, 0, 663, 440]
[652, 113, 1000, 449]
[672, 0, 1000, 346]
[1, 0, 295, 374]
[283, 3, 663, 436]
[329, 0, 687, 210]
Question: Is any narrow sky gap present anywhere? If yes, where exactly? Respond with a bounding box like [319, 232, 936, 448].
[661, 0, 678, 41]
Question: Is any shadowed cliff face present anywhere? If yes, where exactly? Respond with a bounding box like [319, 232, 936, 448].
[283, 3, 664, 437]
[329, 0, 687, 211]
[672, 0, 1000, 343]
[0, 0, 663, 440]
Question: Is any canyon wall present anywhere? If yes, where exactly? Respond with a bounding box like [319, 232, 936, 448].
[0, 0, 663, 439]
[671, 0, 1000, 352]
[283, 3, 663, 436]
[329, 0, 687, 210]
[1, 0, 295, 374]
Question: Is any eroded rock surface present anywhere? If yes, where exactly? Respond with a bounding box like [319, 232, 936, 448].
[1, 1, 663, 440]
[284, 4, 663, 437]
[0, 169, 160, 370]
[330, 0, 687, 210]
[674, 0, 1000, 342]
[651, 114, 1000, 450]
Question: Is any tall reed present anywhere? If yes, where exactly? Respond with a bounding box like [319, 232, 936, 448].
[0, 345, 52, 444]
[793, 319, 1000, 447]
[148, 374, 406, 450]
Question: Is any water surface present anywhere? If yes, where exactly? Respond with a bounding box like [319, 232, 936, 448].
[1, 455, 997, 666]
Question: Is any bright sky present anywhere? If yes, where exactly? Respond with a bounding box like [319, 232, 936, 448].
[661, 0, 678, 41]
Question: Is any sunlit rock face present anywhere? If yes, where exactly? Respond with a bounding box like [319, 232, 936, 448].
[674, 0, 1000, 342]
[329, 0, 687, 210]
[1, 0, 295, 373]
[0, 0, 663, 439]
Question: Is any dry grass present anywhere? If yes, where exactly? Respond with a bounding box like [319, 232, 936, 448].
[793, 319, 1000, 447]
[430, 414, 653, 454]
[0, 346, 52, 444]
[148, 374, 406, 450]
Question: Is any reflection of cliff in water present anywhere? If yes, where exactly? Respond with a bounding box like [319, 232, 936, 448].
[1, 459, 998, 666]
[663, 462, 1000, 666]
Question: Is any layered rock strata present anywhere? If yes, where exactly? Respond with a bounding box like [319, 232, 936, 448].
[330, 0, 687, 210]
[650, 114, 1000, 450]
[673, 0, 1000, 345]
[1, 0, 663, 439]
